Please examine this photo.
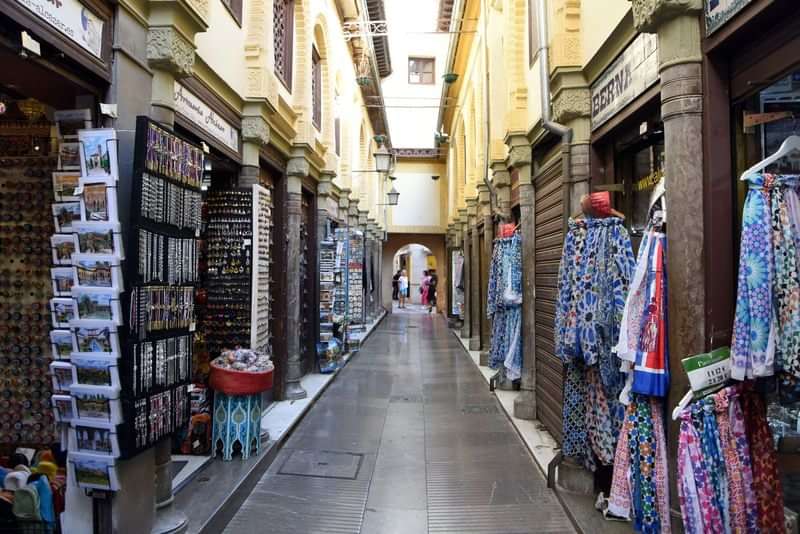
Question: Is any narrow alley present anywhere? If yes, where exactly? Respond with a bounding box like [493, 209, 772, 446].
[223, 311, 574, 534]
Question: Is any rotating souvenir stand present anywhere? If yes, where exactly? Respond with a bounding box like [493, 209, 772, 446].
[250, 185, 273, 355]
[317, 233, 342, 373]
[333, 228, 350, 347]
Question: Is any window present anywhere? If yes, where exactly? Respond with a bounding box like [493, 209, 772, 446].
[274, 0, 294, 89]
[408, 57, 435, 85]
[222, 0, 243, 25]
[312, 47, 322, 130]
[528, 0, 539, 67]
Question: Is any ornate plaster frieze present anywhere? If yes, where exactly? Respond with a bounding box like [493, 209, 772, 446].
[147, 27, 195, 77]
[630, 0, 702, 33]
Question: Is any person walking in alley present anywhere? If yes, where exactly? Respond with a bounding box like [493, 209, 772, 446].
[421, 270, 430, 306]
[398, 269, 409, 309]
[392, 269, 401, 301]
[427, 269, 438, 313]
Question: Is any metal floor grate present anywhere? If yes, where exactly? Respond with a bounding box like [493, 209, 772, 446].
[278, 450, 364, 480]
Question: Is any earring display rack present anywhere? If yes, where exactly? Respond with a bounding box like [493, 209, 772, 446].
[203, 188, 253, 356]
[251, 185, 273, 355]
[348, 230, 365, 327]
[0, 149, 58, 447]
[120, 116, 201, 457]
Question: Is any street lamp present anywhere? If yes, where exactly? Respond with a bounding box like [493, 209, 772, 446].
[374, 145, 392, 174]
[386, 186, 400, 206]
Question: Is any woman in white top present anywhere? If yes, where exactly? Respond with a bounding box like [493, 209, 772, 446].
[398, 269, 409, 309]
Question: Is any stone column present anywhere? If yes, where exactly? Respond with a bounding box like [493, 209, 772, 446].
[144, 23, 201, 534]
[284, 158, 309, 400]
[239, 111, 270, 186]
[506, 138, 537, 420]
[459, 209, 471, 339]
[632, 0, 705, 516]
[477, 184, 493, 364]
[466, 198, 481, 351]
[491, 162, 512, 222]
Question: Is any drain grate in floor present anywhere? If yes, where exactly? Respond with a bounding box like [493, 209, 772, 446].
[461, 404, 499, 414]
[278, 450, 363, 480]
[390, 395, 423, 403]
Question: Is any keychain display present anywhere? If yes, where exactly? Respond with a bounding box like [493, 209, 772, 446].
[251, 185, 273, 354]
[348, 230, 365, 324]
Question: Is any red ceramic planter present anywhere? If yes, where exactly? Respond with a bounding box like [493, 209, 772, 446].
[209, 363, 274, 395]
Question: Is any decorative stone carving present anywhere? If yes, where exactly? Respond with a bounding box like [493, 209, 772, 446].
[187, 0, 210, 21]
[318, 173, 335, 198]
[507, 144, 532, 169]
[552, 87, 591, 124]
[147, 27, 195, 77]
[287, 156, 310, 177]
[630, 0, 702, 33]
[242, 116, 270, 146]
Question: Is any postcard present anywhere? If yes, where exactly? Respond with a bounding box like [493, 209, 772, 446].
[58, 142, 81, 170]
[50, 298, 77, 328]
[54, 109, 92, 139]
[50, 361, 74, 394]
[80, 182, 117, 222]
[52, 172, 81, 201]
[50, 330, 73, 360]
[71, 321, 120, 355]
[52, 202, 81, 233]
[72, 288, 121, 325]
[69, 452, 120, 491]
[78, 129, 118, 181]
[51, 234, 76, 265]
[73, 221, 123, 258]
[51, 267, 75, 297]
[52, 394, 75, 423]
[70, 421, 120, 458]
[70, 385, 122, 424]
[72, 254, 121, 290]
[71, 354, 119, 388]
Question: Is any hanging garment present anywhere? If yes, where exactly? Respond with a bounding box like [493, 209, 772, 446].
[608, 396, 671, 534]
[697, 400, 731, 534]
[556, 217, 634, 468]
[487, 235, 523, 379]
[614, 229, 669, 397]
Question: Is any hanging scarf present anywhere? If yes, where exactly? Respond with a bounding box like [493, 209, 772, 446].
[731, 175, 776, 380]
[608, 396, 671, 533]
[740, 388, 785, 532]
[487, 235, 522, 377]
[615, 230, 669, 397]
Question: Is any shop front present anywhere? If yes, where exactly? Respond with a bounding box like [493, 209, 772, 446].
[0, 2, 120, 530]
[702, 0, 800, 524]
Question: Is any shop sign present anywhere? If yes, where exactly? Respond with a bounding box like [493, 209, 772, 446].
[590, 33, 659, 131]
[174, 82, 240, 154]
[13, 0, 104, 59]
[705, 0, 753, 36]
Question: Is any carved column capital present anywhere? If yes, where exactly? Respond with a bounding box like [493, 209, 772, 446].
[552, 86, 591, 124]
[242, 116, 270, 147]
[630, 0, 702, 33]
[507, 144, 532, 170]
[147, 27, 195, 77]
[318, 172, 335, 199]
[287, 156, 310, 178]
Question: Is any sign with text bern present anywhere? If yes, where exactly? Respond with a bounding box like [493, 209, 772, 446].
[590, 33, 659, 131]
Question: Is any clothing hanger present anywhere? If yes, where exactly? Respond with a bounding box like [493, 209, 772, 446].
[671, 389, 694, 421]
[740, 134, 800, 180]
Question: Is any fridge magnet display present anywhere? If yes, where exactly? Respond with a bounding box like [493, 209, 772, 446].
[50, 361, 74, 394]
[72, 288, 121, 324]
[70, 385, 122, 423]
[51, 267, 75, 297]
[71, 354, 120, 388]
[51, 234, 76, 265]
[73, 254, 121, 289]
[50, 298, 77, 328]
[69, 452, 120, 491]
[52, 172, 81, 201]
[78, 129, 118, 181]
[72, 322, 120, 355]
[58, 142, 81, 170]
[70, 421, 120, 457]
[54, 109, 92, 139]
[73, 221, 123, 257]
[52, 394, 75, 423]
[50, 330, 73, 360]
[52, 202, 81, 233]
[80, 182, 116, 222]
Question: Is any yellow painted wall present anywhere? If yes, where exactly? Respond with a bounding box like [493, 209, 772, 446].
[581, 0, 630, 67]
